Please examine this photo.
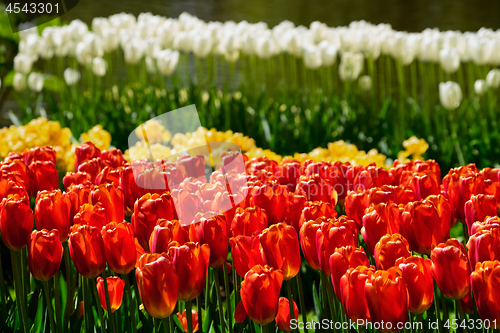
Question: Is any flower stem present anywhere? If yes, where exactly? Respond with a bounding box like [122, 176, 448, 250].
[223, 261, 233, 333]
[54, 270, 63, 333]
[123, 274, 137, 333]
[186, 299, 193, 333]
[90, 278, 106, 333]
[213, 267, 226, 333]
[43, 280, 57, 333]
[11, 250, 29, 333]
[286, 279, 297, 332]
[162, 317, 170, 333]
[295, 273, 309, 333]
[456, 300, 468, 333]
[102, 270, 117, 333]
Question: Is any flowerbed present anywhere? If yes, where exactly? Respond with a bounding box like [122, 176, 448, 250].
[0, 133, 499, 333]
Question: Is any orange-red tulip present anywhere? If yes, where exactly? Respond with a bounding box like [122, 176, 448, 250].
[340, 265, 375, 323]
[365, 267, 408, 332]
[239, 265, 283, 325]
[400, 195, 452, 255]
[229, 235, 265, 278]
[471, 216, 500, 236]
[120, 163, 145, 211]
[78, 157, 104, 184]
[286, 194, 307, 231]
[0, 159, 31, 194]
[149, 219, 189, 254]
[467, 228, 500, 270]
[168, 242, 210, 301]
[35, 190, 71, 242]
[231, 206, 268, 237]
[73, 203, 109, 230]
[96, 276, 125, 313]
[260, 222, 301, 280]
[29, 160, 59, 194]
[275, 297, 299, 333]
[298, 200, 337, 231]
[276, 159, 301, 192]
[27, 229, 63, 281]
[299, 217, 323, 270]
[374, 233, 411, 270]
[400, 170, 441, 200]
[464, 194, 497, 236]
[63, 172, 92, 190]
[135, 253, 179, 318]
[177, 310, 199, 332]
[189, 215, 228, 268]
[329, 246, 370, 299]
[0, 175, 29, 203]
[248, 182, 288, 225]
[24, 146, 56, 166]
[91, 183, 125, 223]
[68, 224, 106, 278]
[132, 192, 176, 252]
[431, 238, 471, 300]
[0, 194, 34, 250]
[361, 202, 402, 253]
[471, 261, 500, 327]
[75, 142, 101, 171]
[345, 189, 369, 230]
[396, 256, 434, 314]
[101, 221, 137, 274]
[66, 184, 92, 223]
[296, 174, 338, 205]
[101, 148, 126, 168]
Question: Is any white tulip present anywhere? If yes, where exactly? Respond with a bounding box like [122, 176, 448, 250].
[101, 28, 119, 53]
[439, 48, 460, 73]
[76, 42, 92, 65]
[468, 38, 492, 66]
[19, 35, 40, 55]
[439, 81, 462, 110]
[486, 69, 500, 88]
[474, 79, 487, 96]
[92, 57, 107, 77]
[124, 39, 145, 64]
[338, 52, 364, 81]
[13, 73, 26, 92]
[157, 49, 180, 75]
[83, 33, 104, 58]
[13, 54, 33, 74]
[318, 41, 338, 66]
[192, 33, 213, 58]
[68, 19, 89, 42]
[145, 37, 161, 58]
[27, 72, 44, 92]
[145, 56, 156, 74]
[419, 35, 440, 62]
[358, 75, 372, 91]
[303, 45, 322, 69]
[172, 31, 193, 52]
[64, 68, 81, 86]
[255, 35, 277, 59]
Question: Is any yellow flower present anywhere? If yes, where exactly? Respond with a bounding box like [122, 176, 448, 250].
[80, 125, 111, 151]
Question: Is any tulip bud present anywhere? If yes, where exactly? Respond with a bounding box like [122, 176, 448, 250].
[27, 229, 63, 281]
[13, 54, 33, 74]
[189, 215, 228, 268]
[358, 75, 372, 92]
[396, 256, 434, 314]
[13, 72, 26, 92]
[68, 224, 106, 278]
[101, 221, 137, 274]
[157, 49, 180, 76]
[439, 48, 460, 73]
[96, 276, 125, 313]
[0, 194, 34, 250]
[64, 68, 81, 86]
[474, 79, 487, 96]
[486, 69, 500, 88]
[318, 41, 338, 67]
[248, 183, 288, 225]
[470, 261, 500, 326]
[361, 202, 402, 253]
[338, 52, 364, 82]
[92, 57, 107, 77]
[35, 190, 71, 242]
[431, 238, 471, 300]
[229, 235, 265, 278]
[439, 81, 462, 110]
[177, 310, 200, 333]
[464, 194, 497, 236]
[27, 72, 44, 92]
[231, 206, 268, 238]
[91, 183, 125, 223]
[303, 45, 322, 69]
[275, 297, 299, 333]
[136, 253, 179, 318]
[29, 160, 59, 194]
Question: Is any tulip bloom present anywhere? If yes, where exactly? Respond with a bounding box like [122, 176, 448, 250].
[68, 224, 106, 278]
[35, 190, 71, 242]
[464, 194, 497, 236]
[29, 160, 59, 194]
[248, 182, 288, 225]
[443, 167, 485, 221]
[73, 203, 109, 230]
[27, 229, 63, 281]
[120, 164, 144, 211]
[101, 221, 137, 274]
[275, 297, 299, 333]
[231, 206, 268, 237]
[374, 233, 411, 270]
[177, 310, 199, 333]
[66, 184, 92, 223]
[296, 174, 338, 205]
[431, 239, 471, 300]
[345, 189, 368, 230]
[471, 216, 500, 236]
[471, 261, 500, 326]
[365, 267, 408, 332]
[91, 183, 125, 223]
[63, 172, 92, 190]
[24, 146, 57, 166]
[400, 195, 452, 255]
[298, 201, 337, 230]
[361, 203, 402, 253]
[329, 246, 370, 299]
[96, 276, 125, 313]
[239, 265, 283, 325]
[396, 256, 434, 314]
[168, 242, 210, 301]
[401, 170, 441, 200]
[149, 219, 189, 254]
[299, 217, 324, 270]
[132, 192, 176, 252]
[135, 253, 179, 318]
[260, 222, 301, 280]
[467, 228, 500, 270]
[78, 157, 104, 184]
[101, 148, 126, 168]
[0, 194, 34, 250]
[189, 215, 228, 268]
[75, 142, 101, 171]
[229, 235, 265, 278]
[340, 265, 375, 323]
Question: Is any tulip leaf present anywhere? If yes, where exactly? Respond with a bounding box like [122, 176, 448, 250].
[172, 314, 185, 332]
[312, 282, 321, 319]
[31, 291, 45, 333]
[138, 309, 153, 332]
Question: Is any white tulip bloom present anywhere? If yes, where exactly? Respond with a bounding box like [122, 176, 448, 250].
[338, 52, 364, 81]
[101, 28, 119, 53]
[474, 79, 487, 96]
[64, 68, 81, 86]
[13, 54, 33, 74]
[157, 49, 180, 76]
[318, 41, 338, 67]
[358, 75, 372, 91]
[124, 39, 145, 64]
[303, 45, 322, 69]
[68, 19, 89, 42]
[76, 42, 92, 65]
[486, 69, 500, 88]
[92, 57, 107, 77]
[439, 81, 462, 110]
[439, 48, 460, 73]
[13, 73, 26, 92]
[255, 35, 277, 59]
[83, 33, 104, 58]
[192, 33, 213, 58]
[145, 56, 156, 74]
[27, 72, 44, 92]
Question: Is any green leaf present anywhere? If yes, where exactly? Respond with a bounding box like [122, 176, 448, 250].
[31, 290, 45, 333]
[312, 282, 321, 319]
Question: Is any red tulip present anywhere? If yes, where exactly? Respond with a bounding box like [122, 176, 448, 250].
[275, 297, 299, 333]
[231, 206, 268, 238]
[365, 267, 408, 332]
[401, 170, 441, 200]
[96, 276, 125, 313]
[73, 203, 109, 230]
[299, 218, 323, 270]
[471, 216, 500, 236]
[295, 174, 338, 205]
[24, 146, 56, 166]
[361, 203, 402, 253]
[120, 163, 144, 212]
[0, 159, 31, 194]
[135, 253, 179, 318]
[286, 194, 307, 231]
[101, 221, 137, 274]
[464, 194, 497, 236]
[431, 238, 471, 300]
[149, 219, 189, 254]
[29, 160, 59, 194]
[66, 184, 92, 223]
[101, 148, 125, 168]
[35, 190, 71, 242]
[229, 235, 265, 278]
[63, 172, 92, 190]
[68, 224, 106, 278]
[78, 157, 104, 184]
[374, 233, 411, 270]
[329, 246, 370, 299]
[177, 310, 199, 332]
[276, 159, 301, 192]
[189, 215, 228, 268]
[340, 265, 375, 323]
[467, 228, 500, 270]
[91, 183, 125, 223]
[298, 200, 337, 231]
[27, 229, 63, 281]
[260, 222, 301, 280]
[0, 194, 34, 250]
[75, 142, 101, 171]
[396, 256, 434, 314]
[470, 261, 500, 327]
[248, 182, 288, 225]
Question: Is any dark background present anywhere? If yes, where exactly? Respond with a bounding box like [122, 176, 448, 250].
[62, 0, 500, 32]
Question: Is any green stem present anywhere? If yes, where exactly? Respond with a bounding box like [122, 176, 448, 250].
[82, 275, 91, 333]
[90, 278, 107, 333]
[456, 299, 468, 333]
[286, 280, 297, 332]
[296, 274, 309, 333]
[197, 296, 203, 333]
[54, 270, 63, 333]
[162, 317, 170, 333]
[0, 251, 6, 323]
[186, 300, 194, 333]
[102, 270, 117, 333]
[43, 280, 57, 333]
[433, 281, 443, 333]
[63, 244, 73, 332]
[123, 274, 137, 333]
[223, 261, 233, 333]
[11, 250, 29, 333]
[213, 268, 227, 333]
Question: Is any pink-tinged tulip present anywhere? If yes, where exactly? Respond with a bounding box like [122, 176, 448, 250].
[149, 219, 189, 254]
[75, 142, 101, 171]
[471, 216, 500, 236]
[470, 261, 500, 327]
[464, 194, 497, 236]
[467, 228, 500, 270]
